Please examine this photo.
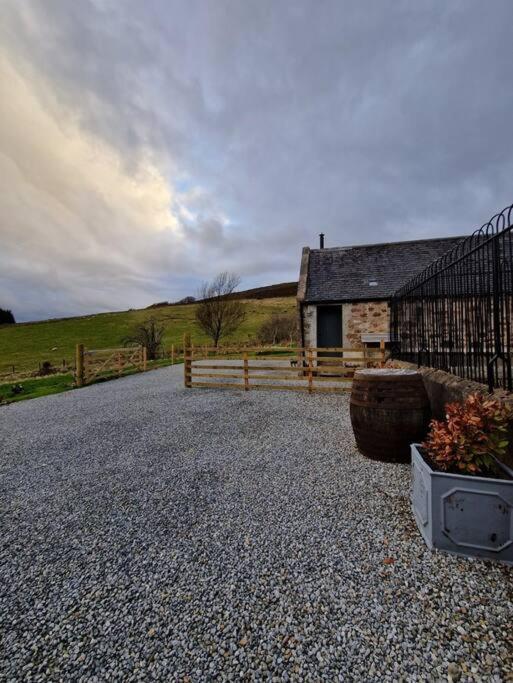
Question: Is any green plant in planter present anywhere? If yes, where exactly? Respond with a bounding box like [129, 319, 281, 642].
[422, 393, 512, 475]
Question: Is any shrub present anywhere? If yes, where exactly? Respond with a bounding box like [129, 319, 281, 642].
[422, 393, 512, 475]
[122, 319, 165, 360]
[257, 313, 297, 345]
[38, 361, 56, 376]
[0, 308, 15, 324]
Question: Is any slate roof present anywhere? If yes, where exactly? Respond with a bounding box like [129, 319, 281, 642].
[304, 236, 466, 302]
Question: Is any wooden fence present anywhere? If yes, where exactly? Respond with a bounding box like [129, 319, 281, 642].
[183, 336, 386, 394]
[75, 344, 147, 386]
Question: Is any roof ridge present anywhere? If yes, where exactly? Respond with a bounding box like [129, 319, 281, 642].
[309, 235, 466, 252]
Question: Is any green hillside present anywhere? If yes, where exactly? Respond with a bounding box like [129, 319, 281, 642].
[0, 297, 296, 375]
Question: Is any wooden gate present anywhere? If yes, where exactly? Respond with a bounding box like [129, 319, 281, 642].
[75, 344, 147, 386]
[183, 340, 386, 394]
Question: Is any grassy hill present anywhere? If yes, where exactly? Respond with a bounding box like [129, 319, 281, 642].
[0, 296, 297, 375]
[146, 281, 298, 307]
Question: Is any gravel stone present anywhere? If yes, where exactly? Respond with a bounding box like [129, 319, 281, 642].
[1, 365, 512, 681]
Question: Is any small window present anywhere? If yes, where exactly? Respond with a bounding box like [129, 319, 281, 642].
[368, 279, 378, 287]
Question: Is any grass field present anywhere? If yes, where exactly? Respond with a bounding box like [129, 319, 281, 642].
[0, 374, 75, 404]
[0, 297, 296, 375]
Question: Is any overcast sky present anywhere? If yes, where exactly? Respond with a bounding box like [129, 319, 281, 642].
[1, 1, 513, 321]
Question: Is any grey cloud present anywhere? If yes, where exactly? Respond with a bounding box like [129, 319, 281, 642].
[1, 0, 513, 320]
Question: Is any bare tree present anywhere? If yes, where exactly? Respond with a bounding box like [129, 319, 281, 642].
[122, 319, 165, 360]
[195, 272, 246, 346]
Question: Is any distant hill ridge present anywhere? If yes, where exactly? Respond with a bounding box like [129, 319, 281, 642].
[147, 281, 298, 308]
[7, 282, 298, 326]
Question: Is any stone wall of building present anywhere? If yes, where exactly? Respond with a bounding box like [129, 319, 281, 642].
[342, 301, 390, 348]
[302, 304, 317, 348]
[300, 300, 390, 348]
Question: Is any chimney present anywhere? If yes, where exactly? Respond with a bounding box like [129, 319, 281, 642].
[319, 233, 325, 249]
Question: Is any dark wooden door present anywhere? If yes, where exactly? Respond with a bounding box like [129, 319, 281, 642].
[317, 306, 342, 356]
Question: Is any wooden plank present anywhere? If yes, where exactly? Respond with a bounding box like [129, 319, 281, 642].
[191, 363, 245, 370]
[184, 332, 191, 388]
[314, 365, 360, 375]
[190, 381, 244, 389]
[245, 373, 308, 381]
[248, 383, 311, 392]
[191, 369, 353, 381]
[243, 353, 249, 391]
[299, 347, 369, 353]
[242, 373, 352, 382]
[87, 347, 138, 354]
[199, 345, 292, 352]
[190, 364, 302, 371]
[191, 372, 243, 379]
[240, 355, 297, 361]
[248, 383, 349, 393]
[312, 376, 353, 383]
[86, 351, 119, 382]
[317, 361, 364, 367]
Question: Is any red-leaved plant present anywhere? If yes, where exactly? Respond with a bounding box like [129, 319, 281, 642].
[422, 393, 511, 475]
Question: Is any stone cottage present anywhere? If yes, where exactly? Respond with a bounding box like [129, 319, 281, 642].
[297, 235, 465, 350]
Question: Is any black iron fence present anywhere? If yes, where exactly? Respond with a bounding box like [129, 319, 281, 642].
[391, 203, 513, 392]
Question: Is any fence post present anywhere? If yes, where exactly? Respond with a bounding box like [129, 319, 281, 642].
[171, 344, 175, 365]
[297, 346, 302, 376]
[142, 346, 148, 371]
[380, 339, 385, 367]
[243, 352, 249, 391]
[76, 344, 85, 387]
[307, 348, 313, 393]
[184, 333, 192, 388]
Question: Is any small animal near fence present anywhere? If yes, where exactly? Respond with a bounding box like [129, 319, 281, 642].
[75, 344, 147, 386]
[183, 336, 386, 394]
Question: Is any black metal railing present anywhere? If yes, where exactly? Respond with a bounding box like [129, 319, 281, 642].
[391, 203, 513, 392]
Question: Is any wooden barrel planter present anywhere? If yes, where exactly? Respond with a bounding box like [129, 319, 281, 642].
[350, 369, 431, 463]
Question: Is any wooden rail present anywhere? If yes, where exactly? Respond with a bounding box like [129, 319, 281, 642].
[183, 337, 386, 394]
[75, 344, 147, 386]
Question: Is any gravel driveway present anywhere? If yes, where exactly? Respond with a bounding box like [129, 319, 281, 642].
[1, 365, 512, 682]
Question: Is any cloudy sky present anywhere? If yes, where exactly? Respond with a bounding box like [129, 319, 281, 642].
[1, 1, 512, 321]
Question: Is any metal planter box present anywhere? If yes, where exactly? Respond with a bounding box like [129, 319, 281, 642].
[411, 444, 513, 564]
